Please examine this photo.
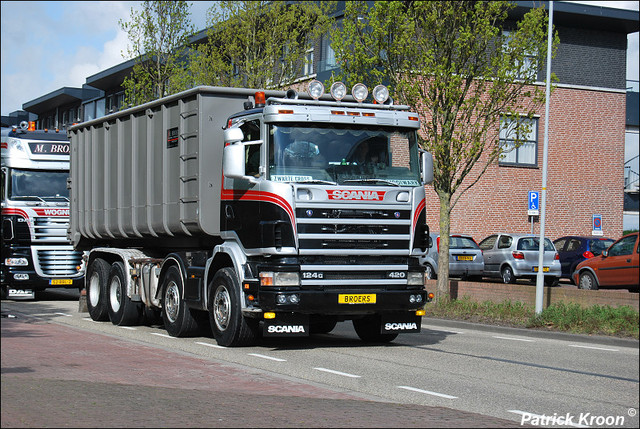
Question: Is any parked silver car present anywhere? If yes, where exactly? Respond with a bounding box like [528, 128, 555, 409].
[419, 233, 485, 280]
[478, 233, 561, 285]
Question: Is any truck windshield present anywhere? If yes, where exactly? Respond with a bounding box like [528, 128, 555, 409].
[8, 169, 69, 201]
[268, 123, 421, 186]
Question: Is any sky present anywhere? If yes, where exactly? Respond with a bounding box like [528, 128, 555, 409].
[0, 0, 638, 119]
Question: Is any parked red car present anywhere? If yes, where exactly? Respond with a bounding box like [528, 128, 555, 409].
[572, 232, 639, 291]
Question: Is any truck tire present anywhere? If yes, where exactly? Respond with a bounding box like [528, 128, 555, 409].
[209, 267, 259, 347]
[107, 261, 142, 326]
[86, 258, 110, 321]
[161, 265, 199, 337]
[352, 314, 398, 343]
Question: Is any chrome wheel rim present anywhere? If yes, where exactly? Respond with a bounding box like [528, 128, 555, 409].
[164, 281, 180, 323]
[89, 271, 101, 307]
[109, 276, 121, 312]
[213, 285, 231, 331]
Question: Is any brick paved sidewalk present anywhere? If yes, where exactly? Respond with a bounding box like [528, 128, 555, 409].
[1, 315, 518, 428]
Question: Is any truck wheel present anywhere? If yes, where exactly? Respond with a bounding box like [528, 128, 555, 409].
[501, 266, 515, 284]
[352, 315, 398, 343]
[208, 267, 258, 347]
[86, 258, 110, 321]
[107, 261, 142, 326]
[161, 265, 198, 337]
[578, 272, 598, 290]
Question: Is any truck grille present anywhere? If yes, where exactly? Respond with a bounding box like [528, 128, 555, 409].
[295, 204, 414, 288]
[33, 216, 69, 242]
[33, 246, 83, 277]
[296, 206, 411, 255]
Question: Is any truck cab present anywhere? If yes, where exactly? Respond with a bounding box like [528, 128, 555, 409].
[1, 122, 84, 299]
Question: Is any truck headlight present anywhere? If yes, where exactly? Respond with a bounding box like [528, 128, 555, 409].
[407, 271, 424, 286]
[259, 271, 300, 286]
[5, 258, 28, 266]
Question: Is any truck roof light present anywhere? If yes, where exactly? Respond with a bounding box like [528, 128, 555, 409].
[307, 80, 325, 100]
[330, 82, 347, 101]
[352, 83, 368, 102]
[372, 85, 389, 104]
[408, 116, 419, 121]
[331, 110, 345, 115]
[254, 92, 266, 107]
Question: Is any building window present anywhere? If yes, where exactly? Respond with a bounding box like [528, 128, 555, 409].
[502, 30, 538, 80]
[499, 116, 538, 167]
[302, 46, 314, 77]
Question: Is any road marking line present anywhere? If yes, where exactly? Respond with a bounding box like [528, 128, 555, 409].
[248, 353, 287, 362]
[54, 312, 72, 317]
[151, 333, 174, 339]
[422, 327, 464, 334]
[195, 341, 226, 349]
[397, 385, 457, 399]
[508, 410, 589, 428]
[568, 344, 618, 352]
[119, 326, 136, 330]
[493, 335, 535, 342]
[83, 317, 101, 323]
[313, 367, 361, 378]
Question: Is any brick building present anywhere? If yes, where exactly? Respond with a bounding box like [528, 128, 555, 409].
[13, 1, 640, 241]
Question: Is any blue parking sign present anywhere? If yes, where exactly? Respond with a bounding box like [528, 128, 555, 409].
[528, 191, 539, 215]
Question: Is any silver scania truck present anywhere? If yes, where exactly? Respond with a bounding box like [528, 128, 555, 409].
[68, 82, 434, 346]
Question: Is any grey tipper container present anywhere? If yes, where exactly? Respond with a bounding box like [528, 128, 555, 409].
[67, 86, 283, 250]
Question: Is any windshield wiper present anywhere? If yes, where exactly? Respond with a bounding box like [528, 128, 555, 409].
[41, 196, 70, 202]
[343, 179, 400, 187]
[11, 196, 47, 202]
[297, 179, 338, 185]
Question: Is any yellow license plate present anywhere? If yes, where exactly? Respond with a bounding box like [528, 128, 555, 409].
[533, 267, 549, 273]
[50, 279, 73, 285]
[338, 294, 376, 304]
[457, 255, 473, 261]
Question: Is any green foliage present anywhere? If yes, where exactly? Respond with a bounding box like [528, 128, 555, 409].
[120, 1, 196, 106]
[330, 1, 559, 300]
[426, 297, 639, 339]
[189, 1, 335, 89]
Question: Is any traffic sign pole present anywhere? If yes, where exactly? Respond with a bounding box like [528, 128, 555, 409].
[536, 1, 554, 315]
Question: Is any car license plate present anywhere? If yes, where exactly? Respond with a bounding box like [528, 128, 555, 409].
[532, 267, 549, 273]
[338, 294, 376, 304]
[457, 255, 473, 261]
[50, 279, 73, 285]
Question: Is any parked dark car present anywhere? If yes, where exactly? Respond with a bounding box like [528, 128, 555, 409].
[478, 233, 561, 285]
[553, 236, 615, 283]
[573, 232, 639, 291]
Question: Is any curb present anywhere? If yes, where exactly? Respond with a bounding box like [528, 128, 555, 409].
[423, 317, 639, 348]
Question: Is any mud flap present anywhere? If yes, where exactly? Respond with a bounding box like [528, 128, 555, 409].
[262, 313, 310, 337]
[380, 312, 422, 334]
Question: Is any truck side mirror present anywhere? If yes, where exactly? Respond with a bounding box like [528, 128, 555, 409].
[420, 150, 434, 185]
[223, 143, 246, 179]
[224, 128, 244, 145]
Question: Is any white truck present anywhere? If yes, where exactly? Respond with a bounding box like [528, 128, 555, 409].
[68, 82, 434, 346]
[1, 122, 84, 299]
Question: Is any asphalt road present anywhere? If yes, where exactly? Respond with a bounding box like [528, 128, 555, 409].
[2, 288, 639, 428]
